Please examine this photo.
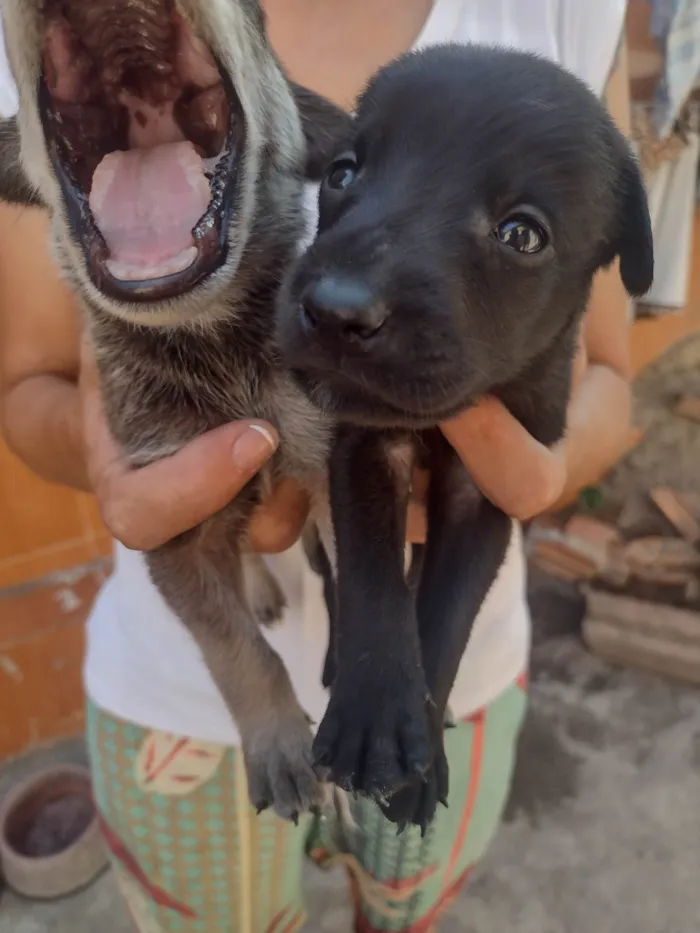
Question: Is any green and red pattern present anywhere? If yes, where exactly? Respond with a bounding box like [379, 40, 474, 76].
[87, 677, 526, 932]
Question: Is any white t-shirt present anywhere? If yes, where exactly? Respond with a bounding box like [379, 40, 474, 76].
[0, 0, 626, 745]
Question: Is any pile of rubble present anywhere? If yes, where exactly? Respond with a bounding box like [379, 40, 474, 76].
[528, 487, 700, 685]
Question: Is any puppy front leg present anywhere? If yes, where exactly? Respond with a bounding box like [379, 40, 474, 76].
[381, 431, 513, 830]
[312, 428, 433, 804]
[147, 530, 320, 822]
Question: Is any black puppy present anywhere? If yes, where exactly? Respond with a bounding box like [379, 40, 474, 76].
[278, 44, 654, 830]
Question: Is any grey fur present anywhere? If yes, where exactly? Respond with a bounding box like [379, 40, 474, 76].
[0, 0, 350, 819]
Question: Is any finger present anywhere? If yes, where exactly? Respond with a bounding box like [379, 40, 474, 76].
[441, 397, 567, 521]
[406, 501, 427, 544]
[93, 420, 279, 551]
[248, 477, 310, 553]
[80, 333, 281, 549]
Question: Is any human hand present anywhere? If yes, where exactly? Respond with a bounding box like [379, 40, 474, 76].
[80, 340, 309, 553]
[407, 329, 588, 541]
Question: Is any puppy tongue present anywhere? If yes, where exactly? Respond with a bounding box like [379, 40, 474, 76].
[89, 141, 211, 282]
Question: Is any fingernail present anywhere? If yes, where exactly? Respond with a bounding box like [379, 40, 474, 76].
[232, 424, 277, 471]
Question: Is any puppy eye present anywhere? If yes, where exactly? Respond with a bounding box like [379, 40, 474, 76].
[495, 215, 548, 254]
[325, 154, 358, 191]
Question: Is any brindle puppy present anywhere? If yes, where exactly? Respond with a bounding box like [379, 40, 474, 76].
[278, 44, 654, 830]
[0, 0, 351, 821]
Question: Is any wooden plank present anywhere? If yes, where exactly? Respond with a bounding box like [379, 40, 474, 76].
[584, 588, 700, 645]
[584, 617, 700, 686]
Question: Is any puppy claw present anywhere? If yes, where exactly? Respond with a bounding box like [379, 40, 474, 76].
[396, 819, 408, 836]
[244, 711, 322, 822]
[291, 810, 299, 827]
[369, 789, 391, 808]
[439, 795, 449, 809]
[256, 801, 269, 816]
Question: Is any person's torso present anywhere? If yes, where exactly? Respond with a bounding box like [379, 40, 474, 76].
[77, 0, 626, 742]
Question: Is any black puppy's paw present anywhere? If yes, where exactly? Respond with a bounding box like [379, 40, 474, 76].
[313, 671, 433, 804]
[380, 743, 449, 835]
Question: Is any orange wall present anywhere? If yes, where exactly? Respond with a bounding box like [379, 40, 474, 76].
[0, 440, 111, 759]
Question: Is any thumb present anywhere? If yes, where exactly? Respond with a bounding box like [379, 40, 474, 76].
[441, 397, 566, 521]
[80, 332, 280, 549]
[92, 419, 279, 551]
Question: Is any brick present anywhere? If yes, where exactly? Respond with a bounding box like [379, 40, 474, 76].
[623, 536, 700, 586]
[529, 553, 587, 583]
[529, 532, 598, 581]
[565, 515, 621, 546]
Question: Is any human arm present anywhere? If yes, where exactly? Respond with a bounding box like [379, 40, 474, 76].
[438, 259, 632, 521]
[0, 204, 89, 489]
[420, 37, 635, 528]
[0, 203, 308, 552]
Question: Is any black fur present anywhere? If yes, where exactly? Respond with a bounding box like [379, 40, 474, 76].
[277, 44, 654, 830]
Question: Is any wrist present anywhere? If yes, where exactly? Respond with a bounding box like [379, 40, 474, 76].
[550, 365, 632, 512]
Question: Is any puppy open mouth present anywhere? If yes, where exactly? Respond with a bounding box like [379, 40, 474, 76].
[40, 0, 244, 302]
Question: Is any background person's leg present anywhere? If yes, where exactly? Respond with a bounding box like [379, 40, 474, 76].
[307, 676, 527, 933]
[86, 701, 309, 933]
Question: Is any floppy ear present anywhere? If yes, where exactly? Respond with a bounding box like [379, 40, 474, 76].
[289, 82, 353, 181]
[0, 118, 44, 208]
[610, 150, 654, 298]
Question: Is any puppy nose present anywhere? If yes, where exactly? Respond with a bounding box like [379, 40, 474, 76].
[301, 276, 387, 339]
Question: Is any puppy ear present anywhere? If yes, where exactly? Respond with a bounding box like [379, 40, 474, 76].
[608, 151, 654, 298]
[289, 82, 353, 181]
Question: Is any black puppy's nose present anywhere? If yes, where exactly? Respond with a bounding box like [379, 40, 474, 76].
[301, 276, 388, 339]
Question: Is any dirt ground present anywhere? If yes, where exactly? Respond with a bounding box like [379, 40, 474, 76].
[3, 624, 699, 933]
